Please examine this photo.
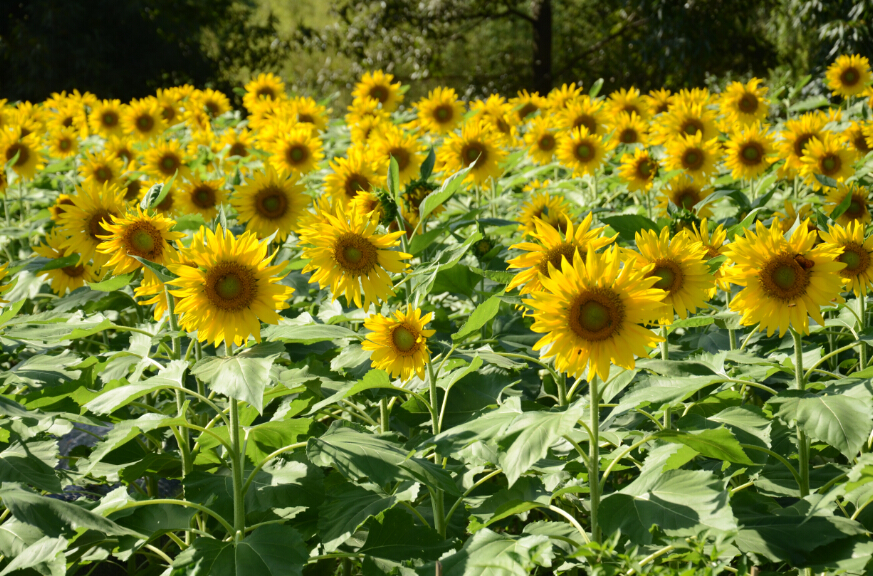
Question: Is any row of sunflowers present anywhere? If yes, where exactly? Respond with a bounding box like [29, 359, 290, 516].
[0, 54, 871, 574]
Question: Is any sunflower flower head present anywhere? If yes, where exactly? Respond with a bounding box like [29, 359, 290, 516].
[363, 305, 435, 381]
[97, 206, 185, 276]
[826, 54, 872, 98]
[819, 221, 873, 297]
[723, 122, 775, 180]
[618, 147, 659, 192]
[232, 166, 310, 242]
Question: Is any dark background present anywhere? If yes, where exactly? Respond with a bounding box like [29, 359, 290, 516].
[1, 0, 870, 106]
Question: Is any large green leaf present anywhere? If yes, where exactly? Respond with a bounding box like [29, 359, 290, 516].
[172, 525, 307, 576]
[359, 508, 455, 561]
[616, 375, 719, 414]
[419, 164, 473, 222]
[0, 536, 66, 576]
[453, 295, 502, 341]
[776, 393, 873, 459]
[416, 528, 553, 576]
[262, 321, 361, 344]
[307, 422, 459, 495]
[84, 360, 186, 414]
[0, 441, 61, 492]
[599, 469, 737, 544]
[653, 428, 753, 464]
[430, 397, 524, 456]
[191, 342, 285, 413]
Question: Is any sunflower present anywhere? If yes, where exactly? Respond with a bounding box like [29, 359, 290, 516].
[547, 83, 583, 111]
[122, 98, 166, 141]
[723, 122, 775, 180]
[437, 121, 506, 187]
[775, 112, 827, 177]
[819, 222, 873, 297]
[168, 226, 294, 347]
[675, 87, 712, 107]
[79, 150, 124, 187]
[268, 125, 324, 176]
[611, 112, 649, 146]
[350, 114, 393, 147]
[371, 127, 423, 185]
[844, 121, 872, 159]
[800, 133, 855, 190]
[190, 88, 232, 119]
[605, 87, 649, 121]
[658, 175, 713, 218]
[825, 183, 871, 227]
[630, 227, 714, 322]
[687, 218, 728, 293]
[289, 96, 329, 132]
[826, 54, 872, 98]
[88, 99, 125, 138]
[49, 193, 76, 222]
[523, 116, 559, 165]
[0, 129, 43, 180]
[401, 181, 440, 227]
[558, 96, 606, 135]
[300, 202, 410, 310]
[645, 89, 674, 115]
[106, 136, 137, 168]
[719, 79, 769, 126]
[618, 147, 659, 192]
[121, 175, 146, 203]
[470, 95, 517, 145]
[363, 306, 435, 380]
[232, 166, 309, 242]
[156, 88, 182, 125]
[507, 213, 614, 296]
[773, 200, 814, 233]
[221, 127, 255, 161]
[517, 188, 572, 235]
[56, 182, 127, 267]
[325, 148, 381, 206]
[243, 73, 287, 111]
[525, 246, 665, 381]
[177, 176, 227, 219]
[33, 229, 101, 295]
[352, 190, 386, 222]
[556, 126, 609, 177]
[353, 71, 404, 112]
[46, 127, 79, 159]
[143, 140, 191, 181]
[724, 220, 845, 336]
[97, 207, 184, 276]
[651, 101, 719, 145]
[510, 90, 547, 122]
[663, 132, 720, 181]
[346, 96, 389, 126]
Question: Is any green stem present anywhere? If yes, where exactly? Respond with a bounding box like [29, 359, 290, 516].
[860, 292, 867, 370]
[379, 398, 389, 433]
[588, 374, 601, 544]
[556, 373, 567, 407]
[427, 359, 446, 538]
[229, 399, 246, 543]
[660, 326, 671, 429]
[791, 328, 810, 498]
[110, 499, 234, 536]
[242, 441, 307, 495]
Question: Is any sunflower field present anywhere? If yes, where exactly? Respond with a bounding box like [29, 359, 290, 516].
[1, 55, 873, 575]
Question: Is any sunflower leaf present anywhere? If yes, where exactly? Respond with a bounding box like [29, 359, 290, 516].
[829, 184, 853, 218]
[420, 164, 474, 222]
[420, 147, 436, 181]
[191, 342, 285, 413]
[131, 256, 174, 283]
[88, 272, 136, 292]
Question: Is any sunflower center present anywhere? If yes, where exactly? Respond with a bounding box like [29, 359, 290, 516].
[161, 106, 175, 122]
[88, 210, 114, 240]
[462, 143, 486, 166]
[62, 265, 85, 277]
[682, 120, 702, 135]
[286, 145, 308, 165]
[738, 94, 758, 113]
[95, 166, 112, 183]
[620, 128, 638, 144]
[434, 105, 452, 122]
[256, 87, 276, 99]
[59, 139, 71, 151]
[637, 159, 655, 179]
[389, 148, 410, 171]
[575, 143, 592, 161]
[538, 242, 578, 276]
[128, 227, 156, 254]
[192, 185, 216, 208]
[229, 143, 247, 157]
[682, 149, 703, 170]
[160, 154, 180, 176]
[334, 232, 378, 274]
[298, 113, 314, 124]
[5, 143, 29, 167]
[204, 101, 220, 117]
[136, 115, 154, 132]
[575, 116, 597, 134]
[842, 68, 860, 86]
[125, 180, 142, 201]
[568, 288, 626, 342]
[157, 193, 174, 213]
[518, 103, 537, 119]
[760, 252, 812, 301]
[647, 259, 684, 293]
[794, 134, 814, 157]
[740, 142, 763, 166]
[840, 243, 869, 277]
[847, 198, 863, 216]
[538, 134, 555, 151]
[122, 221, 163, 259]
[622, 105, 640, 116]
[854, 134, 871, 154]
[254, 187, 288, 219]
[344, 174, 372, 198]
[392, 325, 418, 353]
[62, 117, 73, 127]
[370, 86, 388, 103]
[102, 112, 118, 127]
[821, 154, 841, 175]
[205, 262, 257, 311]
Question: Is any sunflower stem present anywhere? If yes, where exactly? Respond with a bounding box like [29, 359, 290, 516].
[860, 292, 867, 370]
[426, 359, 447, 538]
[791, 328, 810, 498]
[556, 373, 567, 407]
[588, 373, 601, 543]
[2, 191, 9, 227]
[659, 325, 669, 360]
[229, 399, 246, 544]
[379, 398, 389, 433]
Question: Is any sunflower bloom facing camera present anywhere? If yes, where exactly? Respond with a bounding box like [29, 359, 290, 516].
[723, 122, 774, 180]
[618, 147, 659, 192]
[826, 54, 872, 98]
[437, 121, 506, 187]
[556, 126, 609, 177]
[799, 133, 855, 190]
[34, 229, 101, 295]
[819, 221, 873, 297]
[97, 207, 185, 276]
[168, 225, 294, 347]
[232, 166, 309, 242]
[825, 183, 871, 227]
[363, 306, 435, 380]
[664, 132, 720, 181]
[57, 182, 127, 267]
[525, 246, 665, 381]
[724, 220, 845, 336]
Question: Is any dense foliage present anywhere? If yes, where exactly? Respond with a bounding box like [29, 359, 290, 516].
[0, 58, 872, 575]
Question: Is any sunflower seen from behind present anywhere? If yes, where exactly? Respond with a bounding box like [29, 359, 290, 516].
[300, 202, 410, 310]
[33, 229, 101, 295]
[819, 221, 873, 297]
[525, 246, 665, 381]
[57, 181, 127, 267]
[168, 226, 294, 347]
[437, 121, 506, 187]
[97, 207, 184, 276]
[363, 305, 435, 381]
[507, 213, 614, 297]
[630, 227, 714, 323]
[723, 122, 774, 180]
[233, 166, 309, 242]
[556, 126, 609, 177]
[724, 220, 845, 336]
[826, 54, 872, 98]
